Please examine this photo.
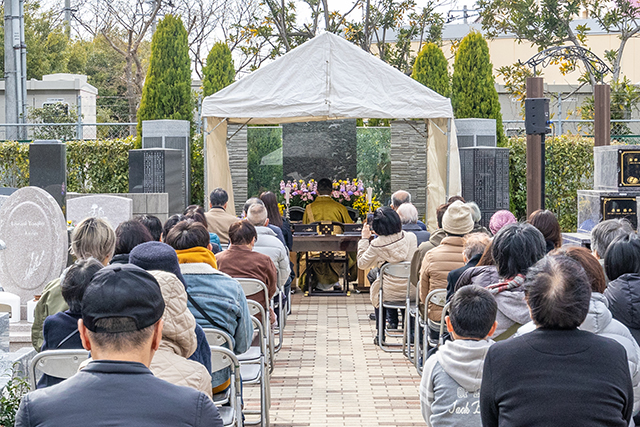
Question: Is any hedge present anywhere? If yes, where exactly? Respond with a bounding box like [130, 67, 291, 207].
[502, 135, 594, 232]
[0, 137, 204, 205]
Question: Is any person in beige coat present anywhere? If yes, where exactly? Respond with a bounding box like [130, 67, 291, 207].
[149, 270, 213, 398]
[358, 207, 417, 340]
[420, 201, 474, 327]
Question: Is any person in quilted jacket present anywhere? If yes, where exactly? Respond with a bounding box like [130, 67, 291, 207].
[149, 270, 212, 398]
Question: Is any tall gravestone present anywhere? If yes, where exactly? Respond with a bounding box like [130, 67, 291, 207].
[0, 187, 67, 303]
[67, 195, 133, 230]
[29, 140, 67, 215]
[129, 149, 186, 215]
[282, 119, 357, 181]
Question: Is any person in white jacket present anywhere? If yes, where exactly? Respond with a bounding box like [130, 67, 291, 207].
[516, 246, 640, 418]
[420, 285, 497, 427]
[246, 203, 290, 289]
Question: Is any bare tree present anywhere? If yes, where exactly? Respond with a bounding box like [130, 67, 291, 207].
[73, 0, 163, 124]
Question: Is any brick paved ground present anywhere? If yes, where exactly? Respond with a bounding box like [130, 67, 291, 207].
[244, 292, 424, 427]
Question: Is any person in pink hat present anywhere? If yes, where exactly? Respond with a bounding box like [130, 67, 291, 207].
[489, 210, 517, 236]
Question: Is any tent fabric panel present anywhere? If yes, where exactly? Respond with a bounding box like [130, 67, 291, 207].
[205, 117, 236, 216]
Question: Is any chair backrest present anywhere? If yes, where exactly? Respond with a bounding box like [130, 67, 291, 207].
[289, 206, 305, 223]
[210, 346, 239, 373]
[346, 207, 359, 222]
[29, 349, 90, 389]
[427, 289, 447, 309]
[380, 261, 411, 279]
[246, 300, 268, 324]
[236, 278, 269, 300]
[204, 328, 234, 351]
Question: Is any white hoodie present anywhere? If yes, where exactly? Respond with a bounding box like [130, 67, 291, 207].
[420, 338, 494, 427]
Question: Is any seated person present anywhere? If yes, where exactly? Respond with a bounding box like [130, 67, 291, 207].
[246, 203, 290, 292]
[129, 241, 212, 374]
[39, 258, 104, 388]
[216, 221, 278, 325]
[135, 214, 163, 242]
[148, 269, 212, 398]
[16, 264, 222, 427]
[446, 233, 490, 300]
[590, 218, 633, 283]
[204, 188, 240, 245]
[302, 178, 353, 291]
[397, 203, 430, 245]
[184, 205, 221, 253]
[528, 209, 562, 253]
[488, 210, 517, 236]
[466, 202, 491, 236]
[410, 203, 450, 286]
[243, 198, 286, 247]
[110, 220, 154, 264]
[481, 255, 633, 427]
[391, 190, 427, 230]
[357, 207, 417, 343]
[165, 220, 252, 395]
[32, 217, 116, 351]
[420, 285, 497, 427]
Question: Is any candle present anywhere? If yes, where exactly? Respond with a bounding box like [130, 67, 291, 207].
[285, 186, 291, 204]
[366, 187, 373, 204]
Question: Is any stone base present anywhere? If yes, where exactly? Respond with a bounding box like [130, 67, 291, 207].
[577, 189, 640, 232]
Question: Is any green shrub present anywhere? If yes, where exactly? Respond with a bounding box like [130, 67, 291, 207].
[136, 14, 193, 142]
[191, 133, 204, 205]
[503, 135, 594, 231]
[412, 43, 450, 98]
[0, 141, 30, 188]
[202, 42, 235, 97]
[452, 31, 505, 146]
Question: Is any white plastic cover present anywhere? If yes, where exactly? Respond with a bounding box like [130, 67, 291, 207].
[201, 32, 454, 123]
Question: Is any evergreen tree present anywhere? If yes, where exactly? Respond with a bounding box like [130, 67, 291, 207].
[451, 32, 504, 145]
[412, 43, 450, 98]
[202, 42, 235, 97]
[136, 14, 192, 140]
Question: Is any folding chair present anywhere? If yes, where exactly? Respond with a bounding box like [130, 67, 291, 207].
[204, 328, 235, 406]
[404, 273, 419, 364]
[415, 289, 447, 375]
[271, 271, 285, 354]
[29, 349, 90, 390]
[377, 262, 412, 353]
[239, 315, 270, 427]
[236, 278, 274, 371]
[210, 346, 243, 427]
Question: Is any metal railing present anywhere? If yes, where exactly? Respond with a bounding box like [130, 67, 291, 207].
[0, 122, 136, 141]
[503, 119, 640, 143]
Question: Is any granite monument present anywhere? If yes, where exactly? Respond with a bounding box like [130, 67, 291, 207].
[0, 187, 68, 303]
[67, 195, 133, 230]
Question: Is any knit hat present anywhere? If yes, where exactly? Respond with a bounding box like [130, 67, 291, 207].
[442, 200, 474, 235]
[129, 241, 186, 288]
[489, 210, 517, 235]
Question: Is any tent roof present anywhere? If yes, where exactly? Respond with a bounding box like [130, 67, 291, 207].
[202, 32, 453, 124]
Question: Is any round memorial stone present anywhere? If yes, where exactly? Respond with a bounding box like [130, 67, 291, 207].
[0, 187, 67, 303]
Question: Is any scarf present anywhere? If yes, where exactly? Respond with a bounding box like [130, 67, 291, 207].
[486, 274, 525, 294]
[175, 247, 217, 269]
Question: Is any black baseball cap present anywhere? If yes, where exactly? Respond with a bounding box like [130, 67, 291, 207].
[82, 263, 165, 333]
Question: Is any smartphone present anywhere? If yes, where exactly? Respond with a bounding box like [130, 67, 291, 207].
[367, 213, 374, 224]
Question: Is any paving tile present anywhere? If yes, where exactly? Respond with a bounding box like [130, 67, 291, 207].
[245, 292, 423, 427]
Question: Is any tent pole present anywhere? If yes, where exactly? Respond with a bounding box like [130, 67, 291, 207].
[203, 116, 208, 208]
[446, 118, 451, 200]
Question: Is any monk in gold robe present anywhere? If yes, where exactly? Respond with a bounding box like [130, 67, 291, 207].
[302, 178, 354, 291]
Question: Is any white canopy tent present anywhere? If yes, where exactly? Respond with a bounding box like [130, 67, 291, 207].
[201, 32, 461, 228]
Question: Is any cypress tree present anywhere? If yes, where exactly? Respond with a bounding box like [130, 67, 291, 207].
[412, 43, 450, 98]
[451, 31, 505, 145]
[202, 42, 235, 97]
[136, 14, 192, 140]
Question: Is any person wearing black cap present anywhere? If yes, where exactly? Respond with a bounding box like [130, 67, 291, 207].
[15, 264, 222, 427]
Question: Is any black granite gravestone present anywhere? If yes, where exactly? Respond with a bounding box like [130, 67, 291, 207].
[129, 148, 185, 215]
[460, 147, 510, 228]
[29, 140, 67, 214]
[282, 119, 357, 181]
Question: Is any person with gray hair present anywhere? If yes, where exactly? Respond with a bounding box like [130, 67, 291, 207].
[246, 203, 290, 290]
[391, 190, 428, 231]
[591, 219, 634, 283]
[447, 233, 491, 300]
[243, 197, 286, 247]
[397, 203, 430, 245]
[466, 202, 491, 236]
[32, 217, 117, 352]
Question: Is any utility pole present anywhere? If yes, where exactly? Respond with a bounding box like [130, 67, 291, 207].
[4, 0, 27, 141]
[64, 0, 72, 38]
